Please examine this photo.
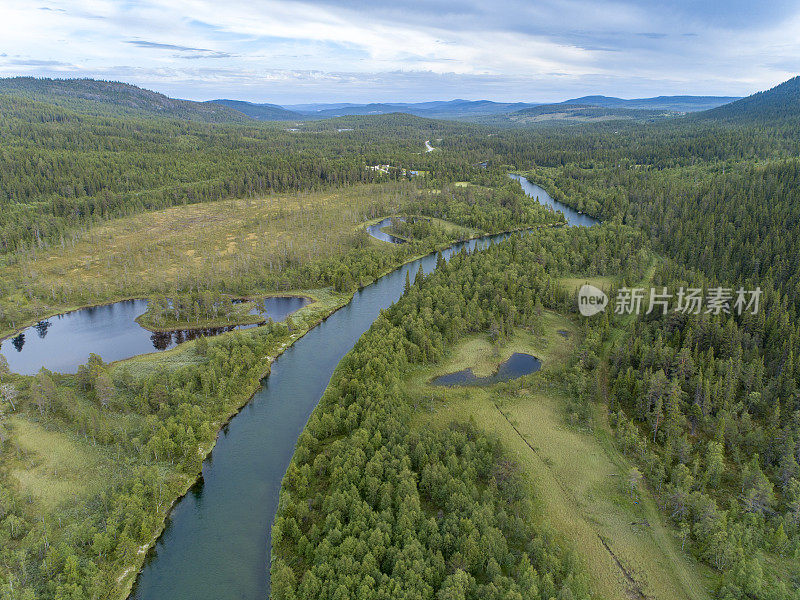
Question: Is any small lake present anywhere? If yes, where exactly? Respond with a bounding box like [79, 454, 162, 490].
[431, 352, 542, 386]
[248, 296, 310, 321]
[509, 174, 598, 227]
[0, 296, 309, 376]
[366, 217, 406, 244]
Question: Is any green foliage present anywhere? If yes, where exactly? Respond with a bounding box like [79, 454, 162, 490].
[272, 226, 646, 598]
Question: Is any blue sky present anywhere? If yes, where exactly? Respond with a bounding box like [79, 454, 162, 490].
[2, 0, 799, 104]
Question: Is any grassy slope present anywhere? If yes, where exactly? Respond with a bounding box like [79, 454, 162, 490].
[408, 310, 715, 600]
[8, 416, 116, 511]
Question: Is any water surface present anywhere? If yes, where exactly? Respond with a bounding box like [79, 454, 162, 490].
[366, 217, 406, 244]
[431, 352, 541, 386]
[0, 296, 309, 375]
[248, 296, 310, 321]
[509, 174, 598, 227]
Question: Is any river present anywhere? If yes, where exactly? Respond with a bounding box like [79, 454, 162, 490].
[129, 174, 596, 600]
[1, 174, 595, 598]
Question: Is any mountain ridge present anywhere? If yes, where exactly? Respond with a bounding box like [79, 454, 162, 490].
[0, 77, 253, 123]
[698, 76, 800, 122]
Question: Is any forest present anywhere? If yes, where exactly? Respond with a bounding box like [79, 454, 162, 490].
[1, 76, 800, 600]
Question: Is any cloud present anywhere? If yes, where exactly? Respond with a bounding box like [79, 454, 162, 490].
[0, 0, 799, 102]
[126, 40, 212, 52]
[6, 58, 71, 66]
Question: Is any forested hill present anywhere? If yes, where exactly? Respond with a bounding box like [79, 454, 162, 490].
[563, 95, 739, 112]
[698, 75, 800, 123]
[475, 103, 675, 125]
[0, 77, 251, 123]
[0, 93, 470, 254]
[207, 99, 303, 121]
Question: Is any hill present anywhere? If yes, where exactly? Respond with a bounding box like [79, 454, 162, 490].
[698, 75, 800, 122]
[563, 95, 739, 112]
[286, 99, 541, 119]
[281, 96, 736, 120]
[0, 77, 251, 123]
[207, 99, 303, 121]
[475, 103, 678, 126]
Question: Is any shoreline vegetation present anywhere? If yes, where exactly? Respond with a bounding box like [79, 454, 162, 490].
[1, 172, 569, 600]
[5, 73, 800, 600]
[133, 293, 316, 333]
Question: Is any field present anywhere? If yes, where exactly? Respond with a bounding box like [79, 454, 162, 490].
[560, 276, 615, 294]
[8, 416, 116, 512]
[0, 182, 416, 335]
[408, 311, 716, 600]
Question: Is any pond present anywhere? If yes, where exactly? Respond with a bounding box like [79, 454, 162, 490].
[430, 352, 542, 386]
[0, 296, 309, 375]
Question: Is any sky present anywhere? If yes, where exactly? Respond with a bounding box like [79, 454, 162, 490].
[1, 0, 799, 104]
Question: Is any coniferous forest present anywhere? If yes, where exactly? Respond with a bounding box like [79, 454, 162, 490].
[1, 73, 800, 600]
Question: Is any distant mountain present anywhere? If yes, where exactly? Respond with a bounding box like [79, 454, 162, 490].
[698, 76, 800, 123]
[475, 103, 678, 126]
[562, 95, 739, 112]
[278, 96, 737, 120]
[283, 99, 541, 120]
[283, 102, 373, 113]
[208, 99, 303, 121]
[0, 77, 250, 123]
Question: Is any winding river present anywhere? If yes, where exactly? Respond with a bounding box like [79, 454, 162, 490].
[366, 217, 406, 244]
[128, 232, 512, 600]
[1, 174, 595, 599]
[508, 174, 597, 227]
[128, 175, 595, 600]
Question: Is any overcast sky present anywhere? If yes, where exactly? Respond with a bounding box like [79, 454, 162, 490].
[1, 0, 799, 104]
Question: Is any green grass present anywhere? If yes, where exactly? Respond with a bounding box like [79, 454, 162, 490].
[409, 312, 716, 600]
[560, 276, 615, 295]
[8, 417, 114, 511]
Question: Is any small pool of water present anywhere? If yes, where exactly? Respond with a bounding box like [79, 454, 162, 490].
[431, 352, 542, 387]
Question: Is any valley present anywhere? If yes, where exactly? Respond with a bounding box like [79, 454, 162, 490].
[1, 72, 800, 600]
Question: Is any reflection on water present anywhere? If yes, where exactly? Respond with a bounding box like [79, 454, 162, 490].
[0, 295, 310, 375]
[431, 353, 542, 387]
[11, 334, 25, 352]
[509, 174, 599, 227]
[149, 327, 245, 351]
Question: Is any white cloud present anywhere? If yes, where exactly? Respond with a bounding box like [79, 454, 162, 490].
[0, 0, 798, 102]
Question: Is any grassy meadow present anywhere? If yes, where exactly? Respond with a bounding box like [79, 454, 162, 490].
[0, 182, 416, 335]
[407, 310, 716, 600]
